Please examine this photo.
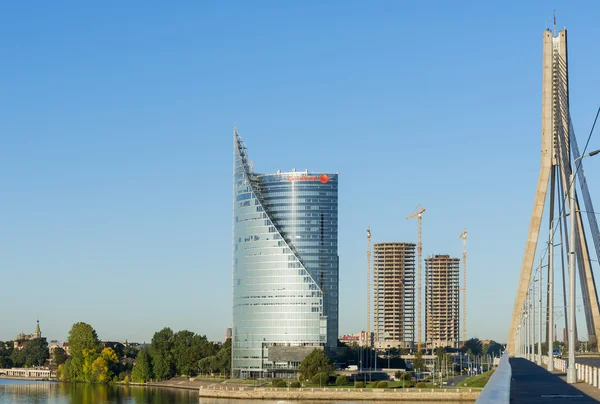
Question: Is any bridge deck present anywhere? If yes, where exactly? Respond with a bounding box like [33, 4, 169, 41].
[510, 358, 598, 403]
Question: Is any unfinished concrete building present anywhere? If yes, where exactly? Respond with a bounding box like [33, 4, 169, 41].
[373, 242, 416, 349]
[425, 254, 460, 349]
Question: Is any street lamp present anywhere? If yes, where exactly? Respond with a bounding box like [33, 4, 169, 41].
[536, 260, 543, 366]
[547, 213, 569, 371]
[567, 149, 600, 384]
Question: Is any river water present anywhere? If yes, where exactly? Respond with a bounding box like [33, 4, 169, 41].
[0, 379, 470, 403]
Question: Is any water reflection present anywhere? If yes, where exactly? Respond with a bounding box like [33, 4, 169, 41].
[0, 380, 474, 404]
[0, 382, 198, 404]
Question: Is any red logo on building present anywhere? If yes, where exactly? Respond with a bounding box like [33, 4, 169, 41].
[287, 174, 331, 183]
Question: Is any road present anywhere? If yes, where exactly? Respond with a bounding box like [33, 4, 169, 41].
[446, 374, 469, 387]
[577, 357, 600, 368]
[510, 358, 598, 403]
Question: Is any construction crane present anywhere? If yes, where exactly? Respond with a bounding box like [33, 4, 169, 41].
[366, 227, 372, 350]
[407, 205, 425, 352]
[459, 229, 467, 347]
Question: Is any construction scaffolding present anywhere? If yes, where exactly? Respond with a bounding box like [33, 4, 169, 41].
[425, 254, 460, 349]
[373, 242, 416, 349]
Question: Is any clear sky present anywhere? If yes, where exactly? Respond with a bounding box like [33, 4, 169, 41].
[2, 1, 600, 344]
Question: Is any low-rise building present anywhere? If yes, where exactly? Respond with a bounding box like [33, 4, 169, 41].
[339, 331, 373, 347]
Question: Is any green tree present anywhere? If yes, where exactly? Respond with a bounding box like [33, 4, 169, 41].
[64, 322, 101, 381]
[91, 356, 110, 383]
[100, 348, 120, 381]
[57, 361, 69, 380]
[131, 348, 153, 383]
[81, 348, 100, 382]
[24, 338, 49, 367]
[0, 341, 14, 368]
[462, 338, 483, 355]
[149, 328, 174, 380]
[336, 375, 348, 386]
[310, 371, 329, 386]
[216, 338, 232, 377]
[110, 343, 125, 359]
[11, 348, 26, 367]
[123, 345, 138, 359]
[298, 349, 334, 381]
[412, 350, 425, 371]
[53, 347, 68, 366]
[0, 356, 12, 368]
[198, 356, 218, 375]
[482, 341, 503, 357]
[0, 341, 13, 357]
[172, 330, 206, 377]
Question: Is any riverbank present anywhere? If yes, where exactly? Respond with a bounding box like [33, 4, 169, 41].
[198, 385, 480, 401]
[142, 377, 247, 391]
[0, 376, 55, 382]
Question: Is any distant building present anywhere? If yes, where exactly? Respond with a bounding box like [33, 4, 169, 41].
[339, 331, 372, 347]
[425, 255, 460, 349]
[102, 341, 125, 353]
[226, 326, 232, 340]
[373, 242, 416, 349]
[14, 320, 44, 350]
[48, 341, 61, 353]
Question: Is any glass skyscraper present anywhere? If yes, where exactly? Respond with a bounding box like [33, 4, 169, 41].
[232, 128, 339, 378]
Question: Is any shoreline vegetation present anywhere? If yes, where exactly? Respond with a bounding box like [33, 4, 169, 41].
[3, 322, 493, 402]
[54, 322, 231, 385]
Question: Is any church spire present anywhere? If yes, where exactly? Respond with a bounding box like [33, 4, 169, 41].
[34, 319, 41, 338]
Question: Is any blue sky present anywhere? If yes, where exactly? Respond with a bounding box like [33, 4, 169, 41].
[1, 1, 600, 344]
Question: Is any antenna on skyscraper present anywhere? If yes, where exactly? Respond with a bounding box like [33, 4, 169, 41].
[553, 10, 557, 37]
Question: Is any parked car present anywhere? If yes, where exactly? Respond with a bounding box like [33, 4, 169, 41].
[552, 348, 562, 358]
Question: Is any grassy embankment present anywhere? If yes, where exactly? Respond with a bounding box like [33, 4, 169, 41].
[460, 370, 495, 388]
[195, 372, 494, 390]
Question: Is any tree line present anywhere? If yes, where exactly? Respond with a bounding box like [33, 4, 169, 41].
[52, 322, 231, 384]
[58, 322, 124, 383]
[131, 327, 231, 382]
[0, 339, 50, 368]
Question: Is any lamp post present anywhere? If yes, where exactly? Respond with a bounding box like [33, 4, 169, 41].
[516, 321, 520, 358]
[567, 149, 600, 384]
[525, 290, 529, 360]
[547, 214, 568, 371]
[537, 261, 543, 366]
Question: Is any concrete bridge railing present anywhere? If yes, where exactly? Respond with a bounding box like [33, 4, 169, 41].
[475, 351, 510, 404]
[541, 355, 600, 387]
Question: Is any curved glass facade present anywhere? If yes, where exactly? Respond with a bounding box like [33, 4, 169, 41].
[232, 129, 338, 377]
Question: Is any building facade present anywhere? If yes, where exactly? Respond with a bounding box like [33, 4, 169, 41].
[14, 320, 43, 350]
[232, 128, 339, 378]
[425, 255, 460, 349]
[373, 243, 416, 349]
[339, 331, 373, 347]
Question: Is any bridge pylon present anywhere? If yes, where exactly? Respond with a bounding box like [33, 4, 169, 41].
[507, 28, 600, 355]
